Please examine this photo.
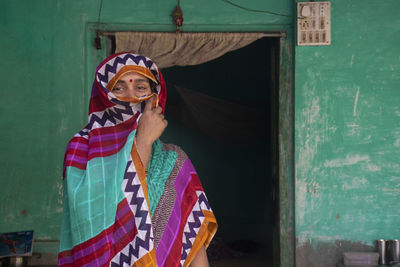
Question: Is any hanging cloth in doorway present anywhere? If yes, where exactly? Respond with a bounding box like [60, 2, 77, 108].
[115, 32, 269, 68]
[167, 84, 266, 145]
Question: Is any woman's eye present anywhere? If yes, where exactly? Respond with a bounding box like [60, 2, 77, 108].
[137, 86, 147, 91]
[112, 87, 124, 92]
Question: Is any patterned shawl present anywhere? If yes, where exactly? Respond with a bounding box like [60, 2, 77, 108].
[58, 53, 217, 267]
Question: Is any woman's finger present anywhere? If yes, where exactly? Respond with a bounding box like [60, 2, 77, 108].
[144, 96, 154, 111]
[154, 106, 163, 114]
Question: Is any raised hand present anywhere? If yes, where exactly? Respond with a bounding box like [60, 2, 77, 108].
[135, 97, 168, 170]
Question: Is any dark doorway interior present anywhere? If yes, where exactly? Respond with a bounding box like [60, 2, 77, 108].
[161, 37, 280, 267]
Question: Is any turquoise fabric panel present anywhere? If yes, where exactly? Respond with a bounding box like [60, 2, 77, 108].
[147, 139, 177, 216]
[60, 131, 135, 250]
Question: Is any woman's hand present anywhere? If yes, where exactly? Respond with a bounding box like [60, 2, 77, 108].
[135, 97, 168, 170]
[136, 97, 167, 145]
[190, 246, 209, 267]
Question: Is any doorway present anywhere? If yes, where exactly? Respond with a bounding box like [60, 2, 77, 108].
[160, 37, 280, 267]
[102, 33, 285, 266]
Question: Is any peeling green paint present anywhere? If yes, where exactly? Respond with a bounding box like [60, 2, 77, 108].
[295, 1, 400, 264]
[279, 31, 295, 267]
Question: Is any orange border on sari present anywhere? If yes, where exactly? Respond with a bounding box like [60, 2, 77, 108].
[183, 210, 218, 267]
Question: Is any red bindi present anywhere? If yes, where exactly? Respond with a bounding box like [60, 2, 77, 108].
[129, 79, 133, 83]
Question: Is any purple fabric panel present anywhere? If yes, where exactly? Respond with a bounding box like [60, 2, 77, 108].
[85, 129, 133, 155]
[58, 202, 132, 265]
[173, 159, 196, 198]
[67, 142, 88, 151]
[87, 140, 127, 156]
[110, 205, 132, 243]
[58, 255, 73, 265]
[91, 82, 100, 97]
[88, 143, 123, 154]
[66, 154, 87, 165]
[76, 203, 131, 260]
[156, 159, 195, 266]
[88, 129, 131, 143]
[83, 248, 110, 267]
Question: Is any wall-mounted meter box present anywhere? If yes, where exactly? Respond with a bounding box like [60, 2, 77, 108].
[297, 1, 331, 46]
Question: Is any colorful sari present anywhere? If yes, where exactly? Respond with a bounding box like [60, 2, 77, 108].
[58, 53, 217, 267]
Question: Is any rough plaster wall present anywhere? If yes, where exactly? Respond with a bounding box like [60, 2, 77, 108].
[0, 0, 293, 262]
[295, 1, 400, 266]
[279, 34, 295, 267]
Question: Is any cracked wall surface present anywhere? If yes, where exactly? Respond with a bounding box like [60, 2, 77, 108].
[295, 1, 400, 266]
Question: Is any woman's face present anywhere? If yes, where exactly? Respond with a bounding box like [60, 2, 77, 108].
[111, 72, 152, 98]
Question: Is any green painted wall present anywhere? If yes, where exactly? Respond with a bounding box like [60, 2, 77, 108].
[0, 0, 293, 262]
[295, 0, 400, 265]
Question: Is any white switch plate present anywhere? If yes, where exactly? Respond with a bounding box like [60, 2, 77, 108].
[297, 1, 331, 46]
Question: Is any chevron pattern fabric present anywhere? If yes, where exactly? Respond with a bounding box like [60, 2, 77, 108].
[180, 192, 211, 266]
[58, 53, 217, 267]
[110, 160, 155, 266]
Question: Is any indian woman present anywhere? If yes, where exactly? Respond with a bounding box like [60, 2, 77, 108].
[58, 53, 217, 267]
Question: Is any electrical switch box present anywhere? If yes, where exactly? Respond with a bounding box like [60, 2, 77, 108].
[297, 1, 331, 46]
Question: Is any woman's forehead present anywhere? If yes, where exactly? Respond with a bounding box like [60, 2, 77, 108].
[119, 71, 150, 82]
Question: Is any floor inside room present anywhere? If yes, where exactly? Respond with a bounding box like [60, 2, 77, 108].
[207, 237, 273, 267]
[210, 253, 272, 267]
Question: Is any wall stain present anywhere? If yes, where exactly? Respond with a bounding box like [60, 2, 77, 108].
[20, 209, 28, 216]
[349, 54, 355, 68]
[324, 154, 369, 168]
[353, 86, 360, 117]
[57, 181, 63, 205]
[394, 138, 400, 147]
